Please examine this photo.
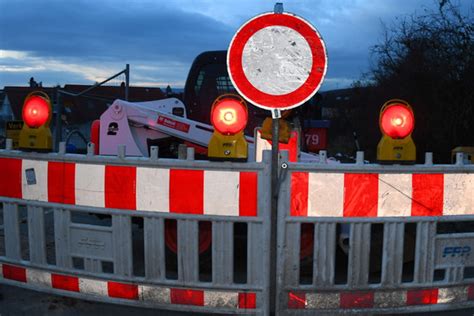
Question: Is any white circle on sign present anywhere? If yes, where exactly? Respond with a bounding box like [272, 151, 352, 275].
[242, 25, 313, 96]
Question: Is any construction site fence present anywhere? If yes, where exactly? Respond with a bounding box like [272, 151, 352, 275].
[0, 142, 474, 315]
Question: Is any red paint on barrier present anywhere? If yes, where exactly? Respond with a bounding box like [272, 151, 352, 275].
[340, 291, 374, 308]
[2, 264, 26, 282]
[411, 174, 444, 216]
[170, 288, 204, 306]
[238, 292, 257, 309]
[343, 173, 378, 217]
[0, 158, 22, 198]
[105, 166, 136, 210]
[468, 285, 474, 300]
[287, 292, 306, 309]
[290, 172, 309, 216]
[239, 172, 258, 216]
[51, 273, 79, 292]
[107, 282, 139, 300]
[407, 289, 438, 305]
[169, 169, 204, 214]
[48, 162, 75, 204]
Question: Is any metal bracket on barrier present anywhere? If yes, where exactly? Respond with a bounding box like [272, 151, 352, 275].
[275, 151, 289, 196]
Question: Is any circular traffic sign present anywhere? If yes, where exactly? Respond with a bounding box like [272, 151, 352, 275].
[227, 12, 327, 111]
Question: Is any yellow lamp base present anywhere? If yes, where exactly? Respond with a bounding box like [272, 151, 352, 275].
[19, 125, 52, 152]
[208, 132, 248, 161]
[377, 136, 416, 164]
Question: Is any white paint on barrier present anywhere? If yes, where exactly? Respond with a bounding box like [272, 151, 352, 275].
[378, 174, 412, 217]
[22, 159, 48, 201]
[374, 290, 407, 308]
[204, 171, 240, 216]
[26, 268, 52, 287]
[443, 174, 474, 215]
[79, 278, 108, 296]
[308, 173, 344, 217]
[136, 167, 170, 212]
[204, 290, 239, 307]
[255, 131, 272, 163]
[305, 292, 339, 309]
[75, 164, 105, 208]
[437, 286, 468, 304]
[139, 285, 170, 304]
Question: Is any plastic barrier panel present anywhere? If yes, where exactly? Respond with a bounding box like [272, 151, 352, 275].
[275, 151, 474, 315]
[0, 146, 272, 315]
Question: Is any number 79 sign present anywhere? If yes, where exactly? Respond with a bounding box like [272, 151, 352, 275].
[304, 128, 327, 152]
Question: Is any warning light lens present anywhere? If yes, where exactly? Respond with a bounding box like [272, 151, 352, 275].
[211, 98, 248, 135]
[380, 104, 414, 139]
[22, 95, 50, 128]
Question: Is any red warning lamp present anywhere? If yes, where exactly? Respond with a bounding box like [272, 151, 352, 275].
[211, 97, 248, 135]
[377, 99, 416, 163]
[19, 91, 53, 151]
[208, 94, 248, 160]
[380, 104, 415, 139]
[22, 95, 51, 128]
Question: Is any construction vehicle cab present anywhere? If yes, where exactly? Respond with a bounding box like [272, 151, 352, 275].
[184, 51, 268, 135]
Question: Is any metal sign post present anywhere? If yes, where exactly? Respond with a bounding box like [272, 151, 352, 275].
[226, 2, 327, 312]
[270, 108, 280, 312]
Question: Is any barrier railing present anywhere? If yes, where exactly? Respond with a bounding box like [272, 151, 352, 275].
[1, 144, 474, 315]
[0, 144, 272, 315]
[276, 151, 474, 315]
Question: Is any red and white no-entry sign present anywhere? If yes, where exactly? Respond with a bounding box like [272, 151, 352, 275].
[227, 12, 327, 111]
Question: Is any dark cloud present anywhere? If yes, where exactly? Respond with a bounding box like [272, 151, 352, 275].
[0, 0, 233, 62]
[1, 0, 471, 88]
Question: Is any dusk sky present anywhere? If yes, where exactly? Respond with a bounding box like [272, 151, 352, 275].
[0, 0, 471, 91]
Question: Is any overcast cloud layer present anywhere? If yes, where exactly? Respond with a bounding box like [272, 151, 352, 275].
[0, 0, 471, 90]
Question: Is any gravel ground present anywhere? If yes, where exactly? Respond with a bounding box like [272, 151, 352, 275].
[0, 284, 214, 316]
[1, 284, 474, 316]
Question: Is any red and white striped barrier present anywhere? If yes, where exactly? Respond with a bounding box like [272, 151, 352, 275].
[288, 286, 474, 310]
[291, 172, 474, 217]
[0, 263, 257, 309]
[0, 158, 258, 216]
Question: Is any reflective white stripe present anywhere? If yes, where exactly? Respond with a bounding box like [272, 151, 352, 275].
[79, 278, 108, 296]
[204, 291, 239, 307]
[437, 286, 468, 304]
[308, 173, 344, 217]
[75, 164, 105, 207]
[136, 167, 170, 212]
[305, 293, 339, 309]
[204, 171, 240, 216]
[374, 291, 407, 308]
[22, 159, 48, 201]
[444, 174, 474, 215]
[26, 268, 52, 287]
[139, 285, 170, 303]
[378, 174, 412, 217]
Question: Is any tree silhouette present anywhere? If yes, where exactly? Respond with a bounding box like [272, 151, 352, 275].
[366, 0, 474, 162]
